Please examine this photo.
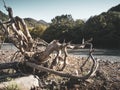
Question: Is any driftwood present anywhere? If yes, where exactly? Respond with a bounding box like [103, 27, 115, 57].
[26, 50, 99, 80]
[0, 49, 98, 80]
[0, 3, 99, 83]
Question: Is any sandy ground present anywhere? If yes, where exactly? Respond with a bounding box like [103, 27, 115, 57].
[0, 50, 120, 90]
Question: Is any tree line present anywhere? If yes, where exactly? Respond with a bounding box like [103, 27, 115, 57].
[1, 4, 120, 49]
[35, 10, 119, 49]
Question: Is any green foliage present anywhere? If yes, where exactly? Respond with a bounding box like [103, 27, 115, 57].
[42, 4, 120, 49]
[108, 4, 120, 12]
[42, 14, 84, 43]
[24, 18, 49, 39]
[0, 4, 120, 48]
[83, 11, 120, 48]
[30, 25, 47, 38]
[51, 14, 74, 26]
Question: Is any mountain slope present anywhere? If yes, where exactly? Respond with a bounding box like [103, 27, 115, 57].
[24, 18, 49, 27]
[83, 4, 120, 48]
[0, 11, 49, 27]
[108, 4, 120, 12]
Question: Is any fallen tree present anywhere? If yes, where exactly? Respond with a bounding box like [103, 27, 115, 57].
[0, 1, 99, 89]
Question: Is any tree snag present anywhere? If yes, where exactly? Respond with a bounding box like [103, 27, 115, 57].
[0, 4, 99, 81]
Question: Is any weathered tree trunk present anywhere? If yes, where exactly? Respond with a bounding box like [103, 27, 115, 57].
[0, 5, 99, 82]
[25, 49, 99, 80]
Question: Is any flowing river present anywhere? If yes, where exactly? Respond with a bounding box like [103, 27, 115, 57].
[68, 49, 120, 62]
[0, 43, 120, 62]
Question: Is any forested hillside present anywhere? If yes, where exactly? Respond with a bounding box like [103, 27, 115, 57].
[42, 14, 85, 43]
[108, 4, 120, 12]
[0, 4, 120, 48]
[42, 4, 120, 48]
[0, 11, 49, 39]
[83, 4, 120, 48]
[24, 18, 49, 38]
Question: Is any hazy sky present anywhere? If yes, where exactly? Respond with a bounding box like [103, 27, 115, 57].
[0, 0, 119, 22]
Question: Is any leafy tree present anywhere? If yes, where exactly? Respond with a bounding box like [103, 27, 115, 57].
[42, 14, 84, 43]
[83, 11, 120, 48]
[108, 4, 120, 12]
[66, 19, 84, 43]
[42, 14, 74, 42]
[30, 25, 47, 39]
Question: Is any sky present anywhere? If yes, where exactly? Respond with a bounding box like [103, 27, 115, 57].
[0, 0, 119, 22]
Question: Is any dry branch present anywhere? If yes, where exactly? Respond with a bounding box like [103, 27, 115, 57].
[26, 50, 98, 80]
[0, 5, 99, 81]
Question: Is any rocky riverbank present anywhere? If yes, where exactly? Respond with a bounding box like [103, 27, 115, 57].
[0, 50, 120, 90]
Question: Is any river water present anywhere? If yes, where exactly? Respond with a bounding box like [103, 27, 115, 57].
[68, 49, 120, 62]
[0, 43, 120, 62]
